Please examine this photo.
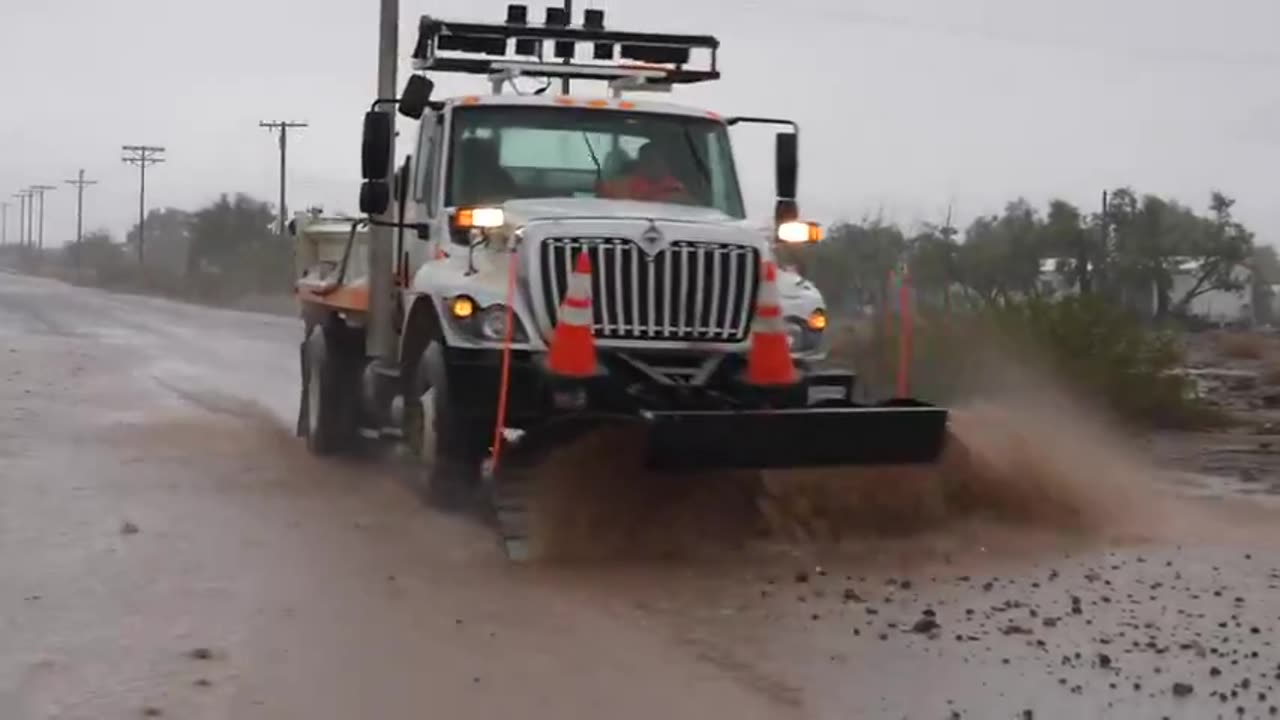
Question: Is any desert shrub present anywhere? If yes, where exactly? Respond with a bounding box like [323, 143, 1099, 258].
[988, 296, 1209, 427]
[834, 295, 1218, 429]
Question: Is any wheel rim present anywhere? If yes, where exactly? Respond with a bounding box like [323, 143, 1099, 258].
[307, 356, 322, 438]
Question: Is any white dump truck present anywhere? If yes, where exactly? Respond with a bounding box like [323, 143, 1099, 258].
[293, 4, 946, 557]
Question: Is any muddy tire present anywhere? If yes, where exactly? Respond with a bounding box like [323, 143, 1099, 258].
[414, 341, 485, 510]
[300, 325, 359, 456]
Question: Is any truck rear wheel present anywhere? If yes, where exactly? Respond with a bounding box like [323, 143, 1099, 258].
[300, 325, 359, 456]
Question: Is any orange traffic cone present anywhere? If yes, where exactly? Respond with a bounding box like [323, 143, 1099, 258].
[547, 252, 598, 378]
[746, 260, 798, 386]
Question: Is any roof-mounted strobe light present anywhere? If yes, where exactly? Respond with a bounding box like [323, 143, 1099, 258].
[437, 30, 506, 57]
[544, 6, 574, 60]
[544, 5, 568, 25]
[584, 9, 613, 60]
[507, 4, 541, 56]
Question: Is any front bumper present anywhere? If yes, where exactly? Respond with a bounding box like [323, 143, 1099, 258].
[444, 347, 948, 472]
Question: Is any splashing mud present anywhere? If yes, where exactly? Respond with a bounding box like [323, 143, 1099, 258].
[522, 426, 765, 561]
[522, 390, 1172, 563]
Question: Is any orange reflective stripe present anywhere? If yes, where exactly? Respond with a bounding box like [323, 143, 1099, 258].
[296, 284, 369, 312]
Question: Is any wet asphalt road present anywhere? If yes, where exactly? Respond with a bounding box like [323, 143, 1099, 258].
[3, 271, 1280, 720]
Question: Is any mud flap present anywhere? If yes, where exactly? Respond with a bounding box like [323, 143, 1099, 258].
[643, 401, 949, 471]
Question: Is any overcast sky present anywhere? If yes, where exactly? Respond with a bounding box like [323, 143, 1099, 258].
[1, 0, 1277, 247]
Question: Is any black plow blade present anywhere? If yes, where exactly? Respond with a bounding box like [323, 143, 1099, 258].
[643, 400, 949, 472]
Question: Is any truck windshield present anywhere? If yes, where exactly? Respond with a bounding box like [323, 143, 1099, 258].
[446, 105, 746, 218]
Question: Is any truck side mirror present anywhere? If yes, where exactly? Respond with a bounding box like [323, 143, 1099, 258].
[775, 131, 798, 208]
[398, 75, 434, 120]
[362, 111, 393, 181]
[360, 181, 390, 216]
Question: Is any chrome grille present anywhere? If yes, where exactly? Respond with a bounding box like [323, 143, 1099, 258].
[540, 237, 760, 342]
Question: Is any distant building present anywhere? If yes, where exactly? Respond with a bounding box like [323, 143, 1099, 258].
[1036, 256, 1253, 325]
[1038, 258, 1079, 297]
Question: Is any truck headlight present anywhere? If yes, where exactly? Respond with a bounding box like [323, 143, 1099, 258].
[454, 207, 505, 229]
[785, 317, 821, 352]
[777, 220, 824, 244]
[476, 304, 529, 343]
[446, 297, 528, 343]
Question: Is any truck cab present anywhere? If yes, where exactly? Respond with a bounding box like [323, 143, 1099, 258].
[402, 93, 828, 364]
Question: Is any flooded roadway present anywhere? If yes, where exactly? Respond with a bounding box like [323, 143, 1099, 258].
[2, 271, 1279, 719]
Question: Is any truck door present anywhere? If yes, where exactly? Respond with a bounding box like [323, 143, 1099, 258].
[412, 110, 448, 266]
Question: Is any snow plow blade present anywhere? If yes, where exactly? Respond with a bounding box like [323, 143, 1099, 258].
[642, 401, 949, 472]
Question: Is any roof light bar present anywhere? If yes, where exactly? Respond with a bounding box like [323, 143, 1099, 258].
[412, 9, 720, 86]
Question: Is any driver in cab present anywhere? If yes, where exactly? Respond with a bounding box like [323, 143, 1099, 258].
[596, 140, 691, 204]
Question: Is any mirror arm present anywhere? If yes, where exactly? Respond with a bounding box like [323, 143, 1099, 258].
[725, 116, 798, 132]
[366, 218, 431, 234]
[465, 231, 492, 277]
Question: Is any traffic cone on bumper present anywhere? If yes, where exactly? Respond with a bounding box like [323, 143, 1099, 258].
[547, 252, 598, 378]
[746, 260, 799, 386]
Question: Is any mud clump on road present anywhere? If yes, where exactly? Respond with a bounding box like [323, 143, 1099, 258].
[523, 383, 1166, 562]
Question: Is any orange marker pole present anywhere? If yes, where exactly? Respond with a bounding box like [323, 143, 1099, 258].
[897, 267, 912, 398]
[885, 268, 895, 343]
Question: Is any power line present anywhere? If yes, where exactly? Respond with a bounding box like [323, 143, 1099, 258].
[65, 170, 98, 280]
[259, 121, 308, 236]
[121, 145, 165, 267]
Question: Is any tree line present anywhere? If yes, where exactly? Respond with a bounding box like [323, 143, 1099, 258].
[36, 184, 1276, 324]
[66, 193, 291, 300]
[789, 187, 1271, 323]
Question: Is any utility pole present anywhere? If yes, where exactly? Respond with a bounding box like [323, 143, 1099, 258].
[560, 0, 573, 94]
[1, 202, 8, 247]
[30, 185, 56, 252]
[121, 145, 165, 267]
[65, 170, 98, 279]
[259, 121, 309, 236]
[369, 0, 398, 367]
[23, 188, 35, 252]
[12, 192, 28, 249]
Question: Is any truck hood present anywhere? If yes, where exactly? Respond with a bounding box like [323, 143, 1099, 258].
[501, 197, 753, 229]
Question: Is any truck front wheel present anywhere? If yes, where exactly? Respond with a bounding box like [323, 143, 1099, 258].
[413, 341, 486, 510]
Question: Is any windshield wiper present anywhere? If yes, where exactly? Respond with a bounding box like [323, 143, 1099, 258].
[581, 132, 603, 184]
[681, 126, 711, 188]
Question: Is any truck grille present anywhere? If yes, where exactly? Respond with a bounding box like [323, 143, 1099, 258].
[540, 237, 760, 342]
